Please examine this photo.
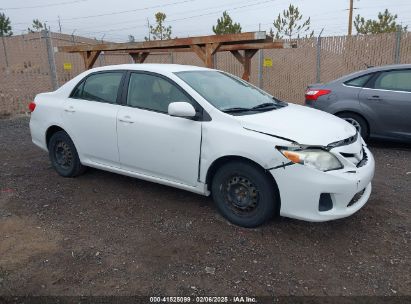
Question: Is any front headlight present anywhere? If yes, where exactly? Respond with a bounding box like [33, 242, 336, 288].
[278, 148, 343, 171]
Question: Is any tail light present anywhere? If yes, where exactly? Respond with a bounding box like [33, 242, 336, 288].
[305, 89, 331, 101]
[28, 101, 36, 112]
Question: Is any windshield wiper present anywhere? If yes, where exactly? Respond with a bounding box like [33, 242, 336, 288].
[251, 102, 279, 110]
[222, 102, 286, 113]
[222, 107, 252, 113]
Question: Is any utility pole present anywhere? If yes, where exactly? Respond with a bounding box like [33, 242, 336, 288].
[147, 18, 151, 41]
[58, 16, 62, 33]
[258, 23, 263, 89]
[348, 0, 354, 35]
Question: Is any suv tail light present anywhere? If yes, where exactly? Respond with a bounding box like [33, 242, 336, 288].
[305, 89, 331, 101]
[28, 101, 36, 112]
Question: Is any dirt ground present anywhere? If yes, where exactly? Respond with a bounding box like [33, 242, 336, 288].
[0, 117, 410, 297]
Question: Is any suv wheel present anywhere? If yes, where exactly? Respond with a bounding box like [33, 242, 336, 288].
[211, 161, 279, 228]
[48, 131, 85, 177]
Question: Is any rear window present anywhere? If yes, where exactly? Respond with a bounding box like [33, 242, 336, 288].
[345, 74, 373, 87]
[71, 72, 123, 103]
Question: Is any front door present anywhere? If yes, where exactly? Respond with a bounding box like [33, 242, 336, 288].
[359, 69, 411, 140]
[117, 72, 202, 186]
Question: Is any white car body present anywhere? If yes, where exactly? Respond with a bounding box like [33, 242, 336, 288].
[30, 64, 375, 222]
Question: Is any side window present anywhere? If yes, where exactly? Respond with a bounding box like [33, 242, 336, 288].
[373, 70, 411, 92]
[71, 81, 84, 98]
[72, 72, 123, 103]
[345, 74, 373, 87]
[127, 73, 192, 112]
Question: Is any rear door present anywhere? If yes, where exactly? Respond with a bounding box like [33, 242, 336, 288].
[62, 71, 125, 167]
[359, 69, 411, 140]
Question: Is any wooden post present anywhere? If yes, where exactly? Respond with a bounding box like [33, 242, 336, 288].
[205, 43, 221, 68]
[190, 43, 221, 68]
[81, 50, 101, 69]
[190, 45, 205, 62]
[230, 49, 258, 81]
[130, 52, 149, 63]
[243, 49, 258, 81]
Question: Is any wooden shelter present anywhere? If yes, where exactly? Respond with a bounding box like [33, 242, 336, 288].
[58, 31, 286, 81]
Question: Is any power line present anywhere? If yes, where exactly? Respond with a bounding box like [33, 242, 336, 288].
[62, 0, 253, 30]
[9, 0, 198, 25]
[0, 0, 88, 10]
[60, 0, 197, 22]
[70, 0, 276, 36]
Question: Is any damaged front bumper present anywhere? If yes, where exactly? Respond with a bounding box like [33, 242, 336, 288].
[270, 139, 375, 222]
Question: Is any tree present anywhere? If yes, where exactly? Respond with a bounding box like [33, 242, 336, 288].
[128, 35, 135, 42]
[212, 11, 241, 35]
[28, 19, 46, 33]
[354, 9, 408, 34]
[145, 12, 172, 41]
[0, 13, 12, 68]
[0, 13, 13, 36]
[270, 4, 313, 39]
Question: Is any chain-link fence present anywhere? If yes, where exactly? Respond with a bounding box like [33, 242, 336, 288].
[1, 30, 410, 116]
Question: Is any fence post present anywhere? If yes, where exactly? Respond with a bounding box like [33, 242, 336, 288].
[316, 35, 322, 83]
[42, 29, 58, 90]
[169, 52, 174, 64]
[258, 49, 263, 89]
[1, 36, 9, 68]
[394, 26, 401, 64]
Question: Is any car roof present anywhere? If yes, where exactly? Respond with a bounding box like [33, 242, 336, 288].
[88, 63, 212, 73]
[328, 63, 411, 84]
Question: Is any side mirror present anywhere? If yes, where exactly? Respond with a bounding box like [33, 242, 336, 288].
[168, 102, 196, 118]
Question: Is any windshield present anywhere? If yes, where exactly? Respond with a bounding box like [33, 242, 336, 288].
[175, 71, 287, 114]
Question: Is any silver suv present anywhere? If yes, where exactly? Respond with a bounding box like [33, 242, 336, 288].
[305, 64, 411, 143]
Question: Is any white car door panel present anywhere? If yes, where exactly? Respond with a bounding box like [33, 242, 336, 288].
[62, 71, 124, 167]
[63, 99, 120, 166]
[117, 72, 202, 186]
[117, 108, 201, 185]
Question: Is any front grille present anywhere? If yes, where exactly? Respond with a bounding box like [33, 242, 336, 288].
[338, 148, 367, 167]
[347, 188, 366, 207]
[356, 149, 368, 168]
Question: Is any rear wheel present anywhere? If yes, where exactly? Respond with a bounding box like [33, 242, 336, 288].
[211, 161, 278, 228]
[337, 112, 369, 140]
[48, 131, 85, 177]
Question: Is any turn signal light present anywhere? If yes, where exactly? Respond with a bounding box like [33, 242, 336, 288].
[282, 151, 301, 164]
[305, 89, 331, 101]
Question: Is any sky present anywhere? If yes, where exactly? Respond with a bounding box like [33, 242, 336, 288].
[1, 0, 411, 42]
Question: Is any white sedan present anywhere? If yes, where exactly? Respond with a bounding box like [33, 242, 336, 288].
[29, 64, 375, 227]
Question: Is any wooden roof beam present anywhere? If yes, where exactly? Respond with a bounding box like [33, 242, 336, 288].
[58, 31, 267, 53]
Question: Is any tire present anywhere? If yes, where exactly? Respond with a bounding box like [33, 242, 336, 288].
[48, 131, 85, 177]
[211, 161, 279, 228]
[337, 112, 369, 140]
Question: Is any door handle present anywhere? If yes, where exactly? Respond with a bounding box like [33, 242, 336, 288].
[64, 106, 76, 112]
[118, 116, 135, 123]
[367, 95, 381, 100]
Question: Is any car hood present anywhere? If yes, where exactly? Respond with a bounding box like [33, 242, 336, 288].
[236, 103, 357, 146]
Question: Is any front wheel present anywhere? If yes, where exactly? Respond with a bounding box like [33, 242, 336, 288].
[48, 131, 85, 177]
[211, 161, 279, 228]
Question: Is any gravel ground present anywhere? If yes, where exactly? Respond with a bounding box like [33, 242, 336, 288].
[0, 117, 410, 297]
